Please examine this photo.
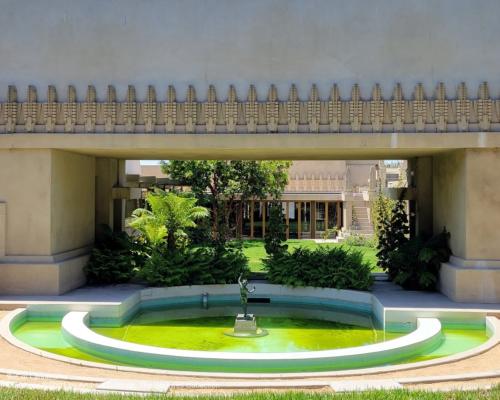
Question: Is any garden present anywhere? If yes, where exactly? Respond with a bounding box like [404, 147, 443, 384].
[85, 160, 451, 293]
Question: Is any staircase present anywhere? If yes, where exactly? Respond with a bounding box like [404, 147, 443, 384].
[351, 205, 374, 235]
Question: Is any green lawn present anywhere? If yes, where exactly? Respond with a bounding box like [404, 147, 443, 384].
[0, 387, 498, 399]
[241, 239, 379, 273]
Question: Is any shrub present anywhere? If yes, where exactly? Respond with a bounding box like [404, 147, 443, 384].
[344, 233, 376, 248]
[321, 227, 339, 240]
[85, 225, 144, 285]
[139, 243, 249, 287]
[387, 229, 451, 291]
[265, 246, 373, 291]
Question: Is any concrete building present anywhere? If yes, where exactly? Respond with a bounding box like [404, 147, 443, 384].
[0, 0, 500, 303]
[129, 160, 393, 238]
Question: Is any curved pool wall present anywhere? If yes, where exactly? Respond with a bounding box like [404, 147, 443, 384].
[59, 311, 443, 372]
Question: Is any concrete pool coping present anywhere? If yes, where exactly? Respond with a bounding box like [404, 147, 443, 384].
[60, 310, 441, 366]
[0, 281, 499, 378]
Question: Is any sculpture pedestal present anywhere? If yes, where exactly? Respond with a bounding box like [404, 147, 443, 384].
[234, 314, 258, 334]
[224, 314, 268, 338]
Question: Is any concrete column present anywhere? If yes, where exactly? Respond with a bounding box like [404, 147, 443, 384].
[409, 157, 433, 238]
[434, 149, 500, 302]
[343, 200, 353, 231]
[95, 158, 118, 235]
[0, 149, 95, 295]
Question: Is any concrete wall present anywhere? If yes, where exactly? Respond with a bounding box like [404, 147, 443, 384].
[0, 149, 95, 294]
[433, 151, 466, 259]
[0, 149, 53, 255]
[1, 0, 500, 98]
[51, 151, 95, 254]
[434, 149, 500, 302]
[465, 149, 500, 260]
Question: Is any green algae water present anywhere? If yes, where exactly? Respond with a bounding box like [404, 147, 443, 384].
[93, 314, 400, 353]
[12, 305, 490, 372]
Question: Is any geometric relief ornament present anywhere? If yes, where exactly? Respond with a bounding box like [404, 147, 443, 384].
[63, 85, 77, 133]
[328, 84, 341, 132]
[123, 85, 137, 133]
[456, 82, 470, 132]
[164, 85, 177, 133]
[413, 83, 426, 132]
[225, 85, 238, 133]
[370, 83, 383, 133]
[143, 85, 157, 133]
[84, 85, 97, 133]
[245, 85, 258, 133]
[477, 82, 491, 131]
[391, 83, 405, 132]
[266, 84, 278, 132]
[104, 85, 117, 133]
[4, 85, 18, 133]
[205, 85, 217, 133]
[184, 85, 197, 133]
[24, 85, 38, 133]
[287, 84, 299, 133]
[43, 85, 57, 132]
[307, 84, 320, 133]
[349, 84, 362, 132]
[434, 82, 448, 132]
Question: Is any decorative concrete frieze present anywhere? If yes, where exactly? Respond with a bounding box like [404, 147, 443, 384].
[2, 82, 499, 133]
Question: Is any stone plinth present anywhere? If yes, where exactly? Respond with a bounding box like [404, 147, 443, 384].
[234, 314, 257, 334]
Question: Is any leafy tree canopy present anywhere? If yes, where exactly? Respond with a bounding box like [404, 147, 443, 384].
[161, 160, 291, 201]
[128, 188, 209, 250]
[161, 160, 291, 242]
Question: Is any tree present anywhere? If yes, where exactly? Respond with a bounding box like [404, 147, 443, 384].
[128, 189, 209, 251]
[376, 199, 409, 277]
[264, 201, 288, 257]
[371, 192, 395, 242]
[162, 160, 291, 243]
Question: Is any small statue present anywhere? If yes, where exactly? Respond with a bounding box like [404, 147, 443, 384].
[238, 273, 255, 318]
